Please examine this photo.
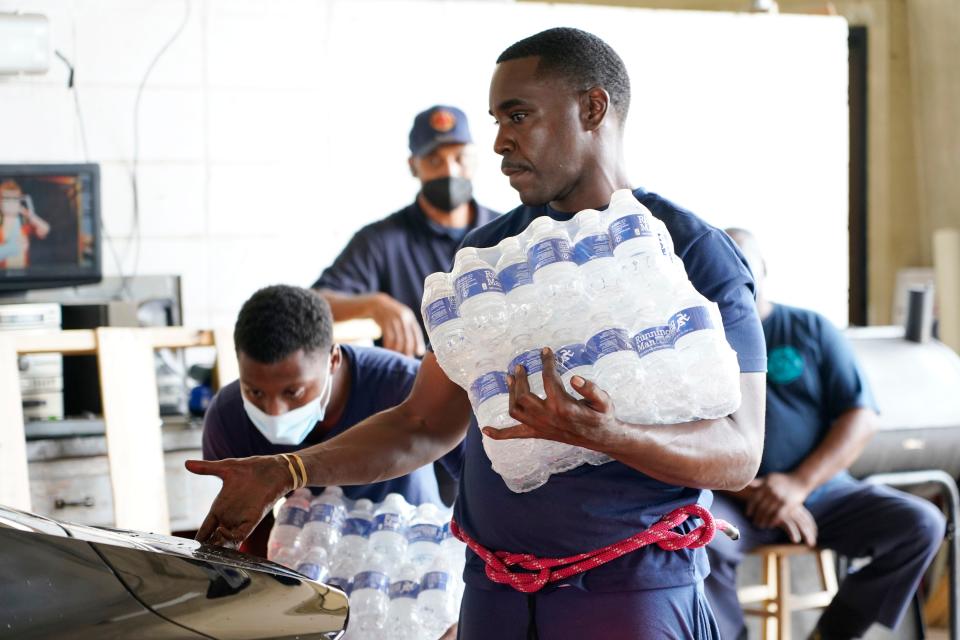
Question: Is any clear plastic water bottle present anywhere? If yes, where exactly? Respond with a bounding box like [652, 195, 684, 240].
[299, 486, 346, 554]
[405, 503, 445, 569]
[551, 321, 610, 467]
[573, 208, 626, 308]
[452, 247, 508, 345]
[386, 563, 424, 640]
[295, 546, 330, 583]
[417, 554, 459, 638]
[586, 312, 642, 408]
[496, 236, 545, 335]
[507, 334, 581, 483]
[467, 356, 514, 430]
[267, 488, 312, 561]
[333, 498, 374, 573]
[526, 216, 589, 318]
[269, 545, 304, 570]
[369, 493, 409, 565]
[606, 193, 663, 290]
[667, 294, 741, 419]
[627, 307, 678, 424]
[609, 189, 675, 264]
[326, 566, 352, 596]
[421, 272, 471, 385]
[350, 554, 392, 636]
[439, 522, 465, 574]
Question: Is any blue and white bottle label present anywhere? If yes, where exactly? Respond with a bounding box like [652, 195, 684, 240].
[425, 296, 459, 331]
[609, 214, 652, 248]
[670, 306, 714, 341]
[528, 238, 574, 272]
[327, 576, 351, 594]
[587, 328, 632, 359]
[277, 506, 308, 528]
[469, 371, 509, 404]
[632, 325, 673, 358]
[307, 503, 343, 526]
[341, 517, 372, 538]
[573, 234, 614, 265]
[373, 512, 404, 533]
[421, 571, 451, 592]
[554, 343, 594, 375]
[454, 268, 503, 303]
[406, 523, 444, 544]
[499, 262, 533, 292]
[510, 349, 544, 376]
[389, 580, 420, 600]
[353, 571, 389, 593]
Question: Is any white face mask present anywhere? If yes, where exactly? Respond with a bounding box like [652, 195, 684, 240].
[242, 367, 334, 445]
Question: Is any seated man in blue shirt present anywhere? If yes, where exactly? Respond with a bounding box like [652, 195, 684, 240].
[190, 28, 768, 639]
[704, 228, 946, 640]
[200, 284, 462, 557]
[313, 105, 499, 358]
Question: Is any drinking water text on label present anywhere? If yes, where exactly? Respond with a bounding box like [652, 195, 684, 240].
[528, 238, 574, 272]
[587, 328, 632, 358]
[499, 262, 533, 292]
[573, 234, 614, 265]
[469, 371, 510, 404]
[609, 214, 652, 248]
[454, 268, 503, 302]
[425, 297, 459, 331]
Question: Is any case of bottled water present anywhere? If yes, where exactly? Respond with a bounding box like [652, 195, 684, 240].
[421, 189, 743, 493]
[269, 489, 467, 640]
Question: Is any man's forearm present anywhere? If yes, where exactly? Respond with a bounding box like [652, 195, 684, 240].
[790, 407, 878, 492]
[598, 414, 762, 491]
[295, 403, 467, 488]
[315, 289, 383, 322]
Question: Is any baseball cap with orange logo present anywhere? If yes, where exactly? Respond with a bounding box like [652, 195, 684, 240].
[408, 105, 473, 157]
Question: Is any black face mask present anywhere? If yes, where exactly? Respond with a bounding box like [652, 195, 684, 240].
[421, 177, 473, 212]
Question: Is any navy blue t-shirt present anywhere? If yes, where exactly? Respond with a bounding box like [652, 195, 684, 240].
[452, 187, 767, 592]
[759, 303, 877, 477]
[202, 344, 463, 506]
[312, 199, 499, 336]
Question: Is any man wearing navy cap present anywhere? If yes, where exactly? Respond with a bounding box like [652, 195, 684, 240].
[312, 106, 500, 358]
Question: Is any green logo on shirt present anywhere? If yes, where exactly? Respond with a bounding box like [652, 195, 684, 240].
[767, 345, 805, 384]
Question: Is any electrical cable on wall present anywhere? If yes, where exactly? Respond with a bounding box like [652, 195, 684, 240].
[126, 0, 192, 296]
[55, 47, 128, 298]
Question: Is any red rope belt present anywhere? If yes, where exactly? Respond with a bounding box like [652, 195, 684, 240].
[450, 504, 736, 594]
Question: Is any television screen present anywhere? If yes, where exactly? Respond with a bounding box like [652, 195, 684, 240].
[0, 164, 101, 292]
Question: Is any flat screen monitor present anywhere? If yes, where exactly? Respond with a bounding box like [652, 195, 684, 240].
[0, 164, 101, 292]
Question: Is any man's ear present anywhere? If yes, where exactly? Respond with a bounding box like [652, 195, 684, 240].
[329, 344, 342, 373]
[408, 156, 419, 178]
[580, 86, 611, 132]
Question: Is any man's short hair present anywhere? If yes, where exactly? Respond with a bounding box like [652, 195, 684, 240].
[234, 285, 333, 364]
[497, 27, 631, 122]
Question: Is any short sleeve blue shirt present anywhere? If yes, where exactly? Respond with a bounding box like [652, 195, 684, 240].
[759, 303, 877, 476]
[202, 344, 463, 506]
[451, 187, 767, 592]
[312, 200, 499, 337]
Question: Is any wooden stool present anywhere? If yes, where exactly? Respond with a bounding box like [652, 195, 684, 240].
[737, 544, 839, 640]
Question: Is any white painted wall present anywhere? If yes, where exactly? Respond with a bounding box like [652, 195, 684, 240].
[0, 0, 849, 328]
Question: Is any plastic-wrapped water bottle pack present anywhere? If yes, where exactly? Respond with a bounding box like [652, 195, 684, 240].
[421, 189, 742, 493]
[268, 487, 463, 640]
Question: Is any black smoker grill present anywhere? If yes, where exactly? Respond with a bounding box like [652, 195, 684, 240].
[845, 327, 960, 639]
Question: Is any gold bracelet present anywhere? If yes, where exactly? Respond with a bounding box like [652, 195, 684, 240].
[278, 454, 301, 490]
[289, 453, 308, 489]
